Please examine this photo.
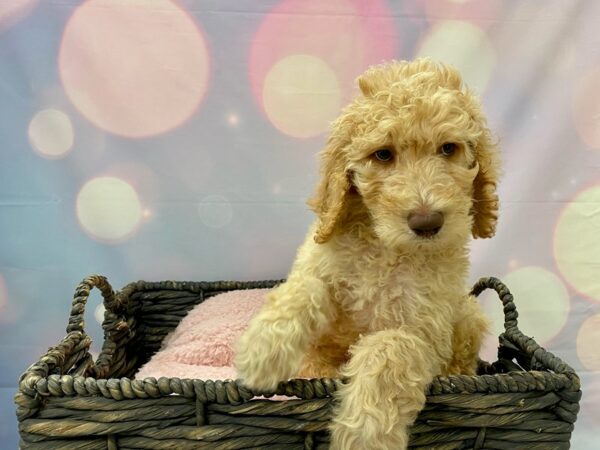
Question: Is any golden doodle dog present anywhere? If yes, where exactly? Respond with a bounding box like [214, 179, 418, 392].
[235, 58, 499, 449]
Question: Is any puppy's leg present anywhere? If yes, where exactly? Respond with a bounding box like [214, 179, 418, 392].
[234, 275, 333, 391]
[298, 340, 349, 379]
[445, 295, 490, 376]
[330, 328, 445, 450]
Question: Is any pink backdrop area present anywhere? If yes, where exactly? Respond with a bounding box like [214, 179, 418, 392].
[1, 1, 599, 448]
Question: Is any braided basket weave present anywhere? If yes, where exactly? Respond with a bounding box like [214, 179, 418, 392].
[15, 276, 581, 449]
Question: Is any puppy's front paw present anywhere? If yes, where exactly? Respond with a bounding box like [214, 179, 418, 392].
[329, 413, 409, 450]
[329, 337, 418, 450]
[234, 319, 302, 391]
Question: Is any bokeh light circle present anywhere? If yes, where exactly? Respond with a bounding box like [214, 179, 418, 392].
[417, 20, 495, 93]
[77, 177, 143, 242]
[94, 304, 105, 325]
[482, 267, 570, 346]
[577, 313, 600, 371]
[263, 54, 341, 138]
[198, 195, 233, 228]
[28, 108, 74, 158]
[227, 113, 240, 126]
[59, 0, 209, 138]
[249, 0, 397, 137]
[554, 185, 600, 301]
[572, 68, 600, 149]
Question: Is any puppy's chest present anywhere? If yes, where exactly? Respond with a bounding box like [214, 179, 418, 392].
[330, 262, 450, 332]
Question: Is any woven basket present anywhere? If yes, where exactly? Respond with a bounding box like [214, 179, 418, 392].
[15, 276, 581, 449]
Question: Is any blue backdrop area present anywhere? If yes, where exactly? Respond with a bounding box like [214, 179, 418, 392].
[1, 1, 600, 448]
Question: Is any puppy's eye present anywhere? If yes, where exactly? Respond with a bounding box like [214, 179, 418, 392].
[373, 148, 393, 162]
[440, 143, 458, 156]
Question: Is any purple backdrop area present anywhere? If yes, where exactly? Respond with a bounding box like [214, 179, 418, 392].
[1, 1, 599, 448]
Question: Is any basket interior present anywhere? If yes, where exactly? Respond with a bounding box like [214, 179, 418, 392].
[87, 282, 534, 382]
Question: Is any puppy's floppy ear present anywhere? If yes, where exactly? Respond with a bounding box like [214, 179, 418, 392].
[471, 130, 500, 238]
[307, 118, 353, 244]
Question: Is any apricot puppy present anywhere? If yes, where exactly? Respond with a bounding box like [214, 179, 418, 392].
[235, 58, 498, 449]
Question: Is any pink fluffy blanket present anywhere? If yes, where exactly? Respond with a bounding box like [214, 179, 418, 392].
[135, 288, 269, 381]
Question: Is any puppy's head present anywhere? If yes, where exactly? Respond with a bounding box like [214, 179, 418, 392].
[308, 58, 500, 249]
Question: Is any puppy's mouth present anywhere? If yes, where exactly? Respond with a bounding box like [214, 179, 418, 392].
[412, 227, 441, 239]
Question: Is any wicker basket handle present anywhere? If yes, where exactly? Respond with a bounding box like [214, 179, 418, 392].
[470, 276, 580, 379]
[470, 276, 518, 332]
[66, 275, 121, 334]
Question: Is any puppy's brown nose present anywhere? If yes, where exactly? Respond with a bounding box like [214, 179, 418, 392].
[408, 211, 444, 237]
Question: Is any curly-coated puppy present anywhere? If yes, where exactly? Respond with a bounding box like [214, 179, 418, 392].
[235, 58, 499, 449]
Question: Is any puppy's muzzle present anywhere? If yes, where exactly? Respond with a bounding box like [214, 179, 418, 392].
[408, 211, 444, 238]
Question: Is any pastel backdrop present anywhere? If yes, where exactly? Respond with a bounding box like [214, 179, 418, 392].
[1, 0, 599, 448]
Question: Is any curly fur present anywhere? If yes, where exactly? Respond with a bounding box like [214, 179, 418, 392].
[235, 58, 499, 449]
